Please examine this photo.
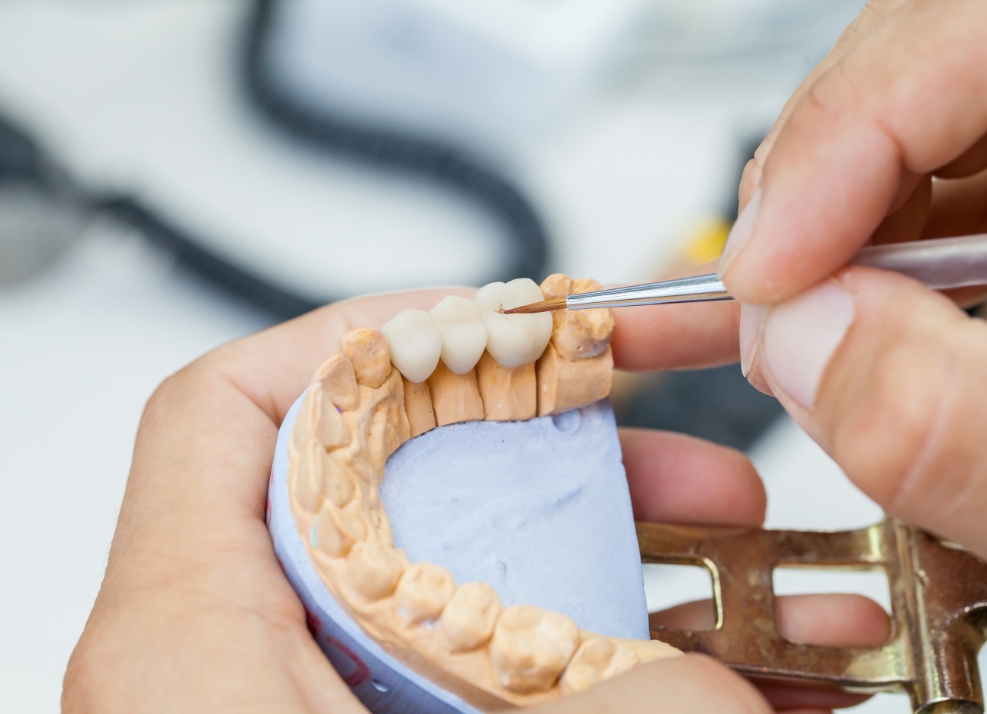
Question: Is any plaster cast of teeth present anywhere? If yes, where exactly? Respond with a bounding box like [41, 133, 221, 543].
[474, 279, 553, 369]
[280, 312, 679, 710]
[381, 310, 443, 384]
[429, 296, 488, 374]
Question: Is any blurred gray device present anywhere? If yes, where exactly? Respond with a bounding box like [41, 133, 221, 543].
[259, 0, 652, 166]
[257, 0, 865, 165]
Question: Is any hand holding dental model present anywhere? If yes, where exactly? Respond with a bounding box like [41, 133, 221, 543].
[64, 283, 888, 714]
[63, 0, 987, 711]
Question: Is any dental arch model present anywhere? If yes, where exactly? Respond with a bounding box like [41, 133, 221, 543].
[284, 275, 680, 710]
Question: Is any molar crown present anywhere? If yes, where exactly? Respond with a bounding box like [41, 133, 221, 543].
[381, 309, 443, 384]
[430, 296, 488, 375]
[474, 279, 552, 369]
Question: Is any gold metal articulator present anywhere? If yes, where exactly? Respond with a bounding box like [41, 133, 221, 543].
[637, 518, 987, 714]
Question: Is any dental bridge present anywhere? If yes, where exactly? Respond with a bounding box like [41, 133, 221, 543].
[282, 274, 987, 713]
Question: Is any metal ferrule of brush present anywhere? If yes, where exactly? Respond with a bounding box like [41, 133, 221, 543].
[565, 273, 732, 310]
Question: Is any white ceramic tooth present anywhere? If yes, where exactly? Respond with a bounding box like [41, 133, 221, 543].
[380, 309, 442, 383]
[474, 279, 552, 369]
[429, 296, 488, 374]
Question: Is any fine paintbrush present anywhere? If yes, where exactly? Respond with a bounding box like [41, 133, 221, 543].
[503, 232, 987, 314]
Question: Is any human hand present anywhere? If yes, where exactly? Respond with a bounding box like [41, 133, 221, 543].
[62, 289, 886, 714]
[716, 0, 987, 559]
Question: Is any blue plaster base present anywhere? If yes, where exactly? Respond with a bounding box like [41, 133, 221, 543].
[381, 400, 648, 640]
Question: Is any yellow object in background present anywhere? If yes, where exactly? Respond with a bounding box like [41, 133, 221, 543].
[679, 216, 732, 267]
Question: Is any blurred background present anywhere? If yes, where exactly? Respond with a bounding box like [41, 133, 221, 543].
[1, 1, 980, 712]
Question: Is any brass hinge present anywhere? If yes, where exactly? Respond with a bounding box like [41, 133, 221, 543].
[637, 517, 987, 714]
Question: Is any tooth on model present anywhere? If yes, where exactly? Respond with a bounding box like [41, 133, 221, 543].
[312, 389, 350, 449]
[321, 455, 356, 508]
[489, 604, 580, 693]
[346, 541, 406, 601]
[293, 439, 328, 512]
[380, 309, 443, 384]
[395, 562, 455, 623]
[540, 275, 615, 360]
[312, 501, 365, 558]
[474, 279, 553, 369]
[429, 295, 488, 374]
[559, 638, 639, 694]
[439, 581, 502, 652]
[340, 328, 392, 388]
[291, 389, 347, 454]
[313, 354, 361, 411]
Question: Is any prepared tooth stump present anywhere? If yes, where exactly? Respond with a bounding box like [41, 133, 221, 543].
[267, 276, 680, 713]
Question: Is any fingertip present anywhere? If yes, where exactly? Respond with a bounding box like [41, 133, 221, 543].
[777, 593, 891, 649]
[620, 429, 766, 527]
[745, 359, 775, 397]
[610, 296, 741, 372]
[535, 653, 771, 714]
[738, 158, 763, 208]
[739, 304, 765, 376]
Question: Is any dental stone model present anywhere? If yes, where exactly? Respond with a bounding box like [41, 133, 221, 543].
[267, 276, 679, 713]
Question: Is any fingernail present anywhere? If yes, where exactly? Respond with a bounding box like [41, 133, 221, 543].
[739, 304, 765, 377]
[761, 280, 855, 410]
[718, 188, 761, 278]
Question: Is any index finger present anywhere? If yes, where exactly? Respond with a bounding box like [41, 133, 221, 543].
[721, 0, 987, 304]
[739, 0, 910, 205]
[610, 261, 741, 372]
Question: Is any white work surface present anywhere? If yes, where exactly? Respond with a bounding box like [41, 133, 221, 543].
[0, 2, 982, 713]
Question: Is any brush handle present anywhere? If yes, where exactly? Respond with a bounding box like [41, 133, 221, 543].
[565, 274, 730, 310]
[853, 232, 987, 289]
[565, 232, 987, 311]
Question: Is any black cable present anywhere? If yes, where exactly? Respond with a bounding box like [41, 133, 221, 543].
[2, 0, 555, 322]
[0, 113, 43, 183]
[93, 195, 321, 319]
[2, 106, 323, 319]
[241, 0, 550, 286]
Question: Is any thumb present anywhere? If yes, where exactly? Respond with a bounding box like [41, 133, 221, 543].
[749, 267, 987, 557]
[532, 655, 771, 714]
